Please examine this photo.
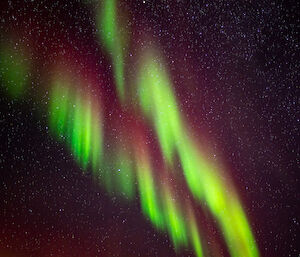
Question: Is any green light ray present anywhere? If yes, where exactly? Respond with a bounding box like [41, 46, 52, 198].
[162, 186, 188, 250]
[136, 154, 165, 230]
[218, 198, 259, 257]
[49, 79, 71, 140]
[179, 139, 259, 257]
[48, 75, 103, 172]
[188, 210, 204, 257]
[137, 52, 182, 164]
[91, 108, 102, 173]
[72, 95, 84, 164]
[97, 0, 127, 101]
[82, 101, 92, 168]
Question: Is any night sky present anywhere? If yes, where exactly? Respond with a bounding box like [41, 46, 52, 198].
[0, 1, 299, 257]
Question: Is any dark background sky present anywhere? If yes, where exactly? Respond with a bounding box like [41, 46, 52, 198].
[0, 0, 299, 256]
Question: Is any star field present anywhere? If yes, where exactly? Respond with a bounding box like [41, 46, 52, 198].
[0, 1, 299, 257]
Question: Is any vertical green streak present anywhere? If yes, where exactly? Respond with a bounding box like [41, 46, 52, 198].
[92, 112, 102, 172]
[49, 80, 70, 139]
[218, 200, 259, 257]
[138, 55, 182, 164]
[162, 187, 188, 250]
[82, 101, 92, 168]
[97, 0, 126, 100]
[72, 95, 84, 164]
[0, 42, 29, 98]
[178, 140, 205, 200]
[48, 76, 102, 172]
[99, 0, 116, 51]
[188, 211, 204, 257]
[136, 155, 165, 229]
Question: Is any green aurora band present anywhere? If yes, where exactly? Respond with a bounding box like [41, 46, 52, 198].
[137, 53, 181, 165]
[46, 5, 259, 255]
[134, 139, 202, 255]
[49, 75, 102, 171]
[136, 50, 259, 257]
